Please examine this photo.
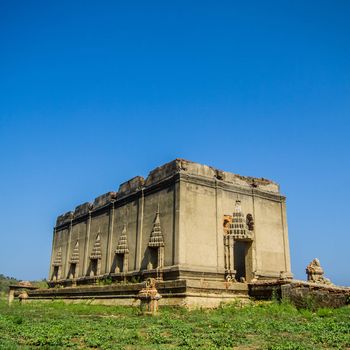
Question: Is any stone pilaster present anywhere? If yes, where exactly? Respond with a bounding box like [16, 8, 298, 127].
[106, 201, 115, 273]
[136, 190, 145, 270]
[123, 252, 129, 272]
[82, 211, 92, 276]
[251, 190, 258, 278]
[48, 228, 56, 280]
[281, 200, 292, 273]
[215, 181, 224, 271]
[64, 219, 73, 279]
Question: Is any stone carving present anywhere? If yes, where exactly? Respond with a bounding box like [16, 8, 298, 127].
[90, 233, 102, 260]
[306, 258, 332, 285]
[68, 241, 79, 279]
[70, 241, 79, 264]
[148, 208, 165, 248]
[223, 215, 232, 235]
[136, 278, 162, 315]
[246, 214, 254, 231]
[52, 247, 62, 281]
[89, 233, 102, 276]
[223, 234, 236, 281]
[148, 206, 165, 271]
[228, 200, 253, 241]
[53, 247, 62, 266]
[115, 224, 129, 273]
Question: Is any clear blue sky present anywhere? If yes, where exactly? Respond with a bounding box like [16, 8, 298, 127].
[0, 1, 349, 285]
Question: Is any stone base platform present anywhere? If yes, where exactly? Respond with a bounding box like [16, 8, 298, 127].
[27, 279, 249, 308]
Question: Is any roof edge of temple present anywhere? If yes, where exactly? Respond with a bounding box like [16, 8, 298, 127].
[145, 158, 279, 191]
[55, 159, 280, 227]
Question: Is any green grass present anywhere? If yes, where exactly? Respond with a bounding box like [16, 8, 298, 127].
[0, 299, 349, 349]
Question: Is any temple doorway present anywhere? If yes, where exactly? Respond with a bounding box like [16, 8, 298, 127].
[89, 259, 98, 277]
[234, 241, 252, 282]
[115, 254, 124, 273]
[69, 263, 77, 279]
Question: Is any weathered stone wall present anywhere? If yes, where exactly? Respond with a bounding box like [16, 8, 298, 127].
[281, 282, 350, 309]
[51, 169, 179, 282]
[178, 161, 291, 281]
[249, 280, 350, 309]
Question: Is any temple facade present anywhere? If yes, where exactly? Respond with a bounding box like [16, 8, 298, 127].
[49, 159, 292, 287]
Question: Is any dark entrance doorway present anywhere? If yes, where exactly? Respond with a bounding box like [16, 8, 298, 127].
[234, 241, 251, 281]
[69, 263, 77, 279]
[89, 259, 98, 277]
[52, 266, 60, 281]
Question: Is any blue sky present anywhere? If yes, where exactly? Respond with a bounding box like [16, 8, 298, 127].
[0, 1, 349, 285]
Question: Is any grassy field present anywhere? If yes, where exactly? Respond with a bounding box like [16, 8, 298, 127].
[0, 298, 349, 350]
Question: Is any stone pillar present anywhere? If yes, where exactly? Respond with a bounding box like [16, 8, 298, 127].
[215, 182, 225, 272]
[97, 259, 101, 276]
[48, 228, 57, 281]
[106, 201, 115, 273]
[123, 252, 129, 272]
[172, 180, 180, 266]
[229, 235, 235, 277]
[224, 235, 236, 281]
[177, 179, 186, 267]
[280, 200, 292, 273]
[136, 190, 145, 270]
[157, 246, 165, 280]
[82, 211, 92, 276]
[224, 235, 229, 271]
[64, 219, 73, 279]
[251, 191, 258, 278]
[158, 246, 164, 268]
[8, 288, 15, 305]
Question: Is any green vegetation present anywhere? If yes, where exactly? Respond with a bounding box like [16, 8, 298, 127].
[0, 299, 349, 349]
[0, 274, 19, 296]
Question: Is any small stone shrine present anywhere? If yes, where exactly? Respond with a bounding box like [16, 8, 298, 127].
[136, 278, 162, 315]
[306, 258, 332, 285]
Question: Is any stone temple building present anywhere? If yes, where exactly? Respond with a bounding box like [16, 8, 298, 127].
[48, 159, 293, 298]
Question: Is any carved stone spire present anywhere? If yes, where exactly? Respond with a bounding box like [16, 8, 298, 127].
[229, 200, 253, 241]
[148, 206, 165, 247]
[306, 258, 332, 285]
[116, 224, 129, 254]
[90, 233, 102, 259]
[53, 247, 62, 266]
[69, 241, 79, 264]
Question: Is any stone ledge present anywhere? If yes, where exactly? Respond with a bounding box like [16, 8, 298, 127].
[26, 279, 249, 308]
